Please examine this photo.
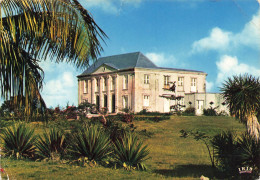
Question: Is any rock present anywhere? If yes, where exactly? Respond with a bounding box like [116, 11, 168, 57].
[200, 175, 209, 180]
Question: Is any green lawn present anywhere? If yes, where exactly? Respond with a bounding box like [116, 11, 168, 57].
[0, 116, 245, 179]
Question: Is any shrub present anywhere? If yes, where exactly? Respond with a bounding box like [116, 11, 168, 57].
[237, 133, 260, 177]
[104, 122, 132, 143]
[212, 131, 260, 178]
[203, 107, 217, 116]
[211, 131, 240, 176]
[122, 113, 134, 123]
[36, 128, 68, 160]
[136, 110, 171, 116]
[134, 115, 170, 122]
[113, 132, 149, 170]
[183, 107, 195, 116]
[0, 123, 36, 159]
[70, 125, 112, 162]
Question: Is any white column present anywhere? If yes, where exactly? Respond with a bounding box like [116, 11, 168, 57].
[107, 76, 111, 113]
[115, 74, 119, 113]
[99, 77, 103, 110]
[91, 78, 95, 104]
[78, 79, 81, 105]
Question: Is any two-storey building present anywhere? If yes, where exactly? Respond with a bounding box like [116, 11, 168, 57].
[77, 52, 208, 113]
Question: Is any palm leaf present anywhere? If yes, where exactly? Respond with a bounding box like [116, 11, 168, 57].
[0, 0, 106, 117]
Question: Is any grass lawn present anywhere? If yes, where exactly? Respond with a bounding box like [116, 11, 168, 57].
[0, 116, 245, 179]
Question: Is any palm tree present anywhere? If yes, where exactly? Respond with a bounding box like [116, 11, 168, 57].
[221, 74, 260, 140]
[0, 0, 106, 117]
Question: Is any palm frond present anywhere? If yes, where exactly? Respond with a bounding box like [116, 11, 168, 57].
[0, 0, 106, 117]
[221, 74, 260, 121]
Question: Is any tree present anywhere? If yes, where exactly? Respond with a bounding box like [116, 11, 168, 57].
[0, 0, 106, 118]
[221, 74, 260, 140]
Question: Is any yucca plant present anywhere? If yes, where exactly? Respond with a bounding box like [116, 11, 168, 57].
[221, 74, 260, 140]
[35, 128, 68, 161]
[0, 123, 36, 159]
[70, 125, 112, 162]
[237, 133, 260, 174]
[113, 132, 149, 170]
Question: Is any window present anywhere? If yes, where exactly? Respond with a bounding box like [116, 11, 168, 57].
[95, 78, 99, 92]
[123, 95, 128, 109]
[144, 74, 150, 84]
[178, 77, 184, 86]
[191, 78, 197, 92]
[191, 78, 197, 87]
[111, 77, 115, 90]
[143, 95, 149, 107]
[123, 75, 128, 89]
[164, 76, 170, 89]
[83, 80, 88, 93]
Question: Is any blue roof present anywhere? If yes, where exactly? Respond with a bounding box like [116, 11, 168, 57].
[78, 52, 205, 77]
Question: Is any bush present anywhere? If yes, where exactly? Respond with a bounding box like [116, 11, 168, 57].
[134, 115, 170, 122]
[104, 122, 131, 143]
[113, 132, 149, 170]
[211, 131, 260, 178]
[0, 123, 36, 159]
[237, 133, 260, 177]
[183, 107, 195, 116]
[122, 113, 134, 123]
[136, 110, 171, 116]
[211, 131, 239, 176]
[203, 107, 217, 116]
[36, 128, 68, 160]
[70, 125, 112, 162]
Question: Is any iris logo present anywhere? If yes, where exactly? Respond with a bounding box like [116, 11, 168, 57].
[238, 166, 253, 174]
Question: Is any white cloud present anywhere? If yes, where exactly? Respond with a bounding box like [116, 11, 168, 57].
[80, 0, 142, 14]
[206, 81, 214, 92]
[234, 10, 260, 49]
[192, 9, 260, 53]
[192, 27, 232, 53]
[39, 59, 81, 108]
[216, 55, 260, 85]
[145, 52, 179, 67]
[42, 71, 78, 108]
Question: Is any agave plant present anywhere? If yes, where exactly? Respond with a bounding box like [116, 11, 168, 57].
[35, 128, 68, 160]
[0, 123, 36, 159]
[221, 74, 260, 140]
[70, 125, 112, 162]
[113, 132, 149, 170]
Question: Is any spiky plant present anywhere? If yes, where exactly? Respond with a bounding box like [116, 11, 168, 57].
[0, 0, 106, 117]
[221, 74, 260, 140]
[237, 133, 260, 173]
[36, 128, 68, 160]
[211, 131, 239, 175]
[0, 123, 36, 159]
[70, 125, 112, 162]
[113, 132, 149, 170]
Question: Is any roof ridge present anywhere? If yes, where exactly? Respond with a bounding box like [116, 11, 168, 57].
[99, 51, 140, 60]
[135, 52, 142, 67]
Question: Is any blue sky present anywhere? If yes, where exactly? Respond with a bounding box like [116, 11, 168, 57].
[40, 0, 260, 108]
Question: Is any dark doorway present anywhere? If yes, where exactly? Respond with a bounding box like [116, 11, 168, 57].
[104, 95, 108, 109]
[112, 94, 115, 113]
[96, 95, 100, 112]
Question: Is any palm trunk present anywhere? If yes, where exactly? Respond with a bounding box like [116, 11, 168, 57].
[246, 114, 260, 140]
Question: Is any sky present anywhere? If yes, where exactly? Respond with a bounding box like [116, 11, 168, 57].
[39, 0, 260, 108]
